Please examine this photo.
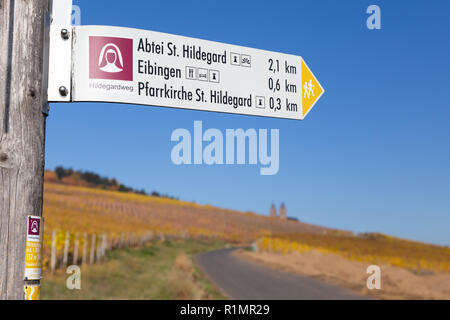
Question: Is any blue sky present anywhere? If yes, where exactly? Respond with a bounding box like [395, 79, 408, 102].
[46, 0, 450, 246]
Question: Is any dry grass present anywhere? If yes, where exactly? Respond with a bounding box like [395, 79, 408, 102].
[257, 235, 450, 273]
[239, 250, 450, 300]
[42, 239, 227, 300]
[169, 253, 206, 300]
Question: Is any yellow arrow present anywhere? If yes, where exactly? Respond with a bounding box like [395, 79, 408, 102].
[301, 59, 324, 119]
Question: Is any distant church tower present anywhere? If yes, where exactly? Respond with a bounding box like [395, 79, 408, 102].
[280, 202, 287, 220]
[270, 203, 278, 218]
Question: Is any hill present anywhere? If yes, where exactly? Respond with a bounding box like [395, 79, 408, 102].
[47, 167, 176, 198]
[43, 170, 332, 242]
[42, 170, 449, 278]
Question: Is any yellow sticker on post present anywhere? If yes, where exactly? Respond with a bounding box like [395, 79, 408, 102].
[24, 285, 40, 300]
[24, 216, 43, 280]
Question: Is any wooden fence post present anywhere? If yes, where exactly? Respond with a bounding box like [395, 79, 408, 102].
[73, 234, 79, 265]
[50, 230, 57, 273]
[0, 0, 50, 299]
[82, 233, 87, 266]
[62, 230, 70, 268]
[99, 234, 104, 260]
[90, 234, 96, 264]
[104, 234, 107, 257]
[96, 240, 101, 262]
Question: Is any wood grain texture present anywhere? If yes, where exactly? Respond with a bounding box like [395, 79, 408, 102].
[0, 0, 49, 299]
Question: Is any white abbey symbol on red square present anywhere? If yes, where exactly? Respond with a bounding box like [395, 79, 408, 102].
[89, 36, 133, 81]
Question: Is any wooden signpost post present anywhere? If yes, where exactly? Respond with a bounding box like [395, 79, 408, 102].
[0, 0, 49, 300]
[0, 0, 324, 299]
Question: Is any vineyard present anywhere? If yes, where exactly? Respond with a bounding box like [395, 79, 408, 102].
[42, 171, 331, 272]
[43, 170, 449, 275]
[255, 234, 450, 273]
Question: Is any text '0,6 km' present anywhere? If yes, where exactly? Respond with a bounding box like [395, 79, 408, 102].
[67, 26, 324, 120]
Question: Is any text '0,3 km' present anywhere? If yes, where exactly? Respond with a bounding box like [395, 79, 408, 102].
[58, 26, 324, 120]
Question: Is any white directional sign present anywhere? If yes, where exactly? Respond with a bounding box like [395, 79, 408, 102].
[63, 25, 324, 120]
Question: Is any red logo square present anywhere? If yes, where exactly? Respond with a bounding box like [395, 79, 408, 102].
[28, 217, 40, 236]
[89, 36, 133, 81]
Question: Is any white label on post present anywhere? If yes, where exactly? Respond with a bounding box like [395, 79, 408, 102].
[24, 216, 43, 280]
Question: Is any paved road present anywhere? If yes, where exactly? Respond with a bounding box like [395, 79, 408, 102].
[196, 248, 367, 300]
